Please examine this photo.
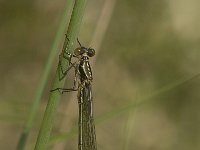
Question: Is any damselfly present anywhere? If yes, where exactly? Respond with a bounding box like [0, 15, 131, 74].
[52, 39, 97, 150]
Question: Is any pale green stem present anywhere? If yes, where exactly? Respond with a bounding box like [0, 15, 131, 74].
[34, 0, 88, 149]
[16, 1, 73, 150]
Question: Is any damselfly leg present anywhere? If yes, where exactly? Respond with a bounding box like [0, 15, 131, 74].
[50, 87, 78, 93]
[58, 35, 76, 80]
[51, 60, 79, 93]
[58, 56, 76, 81]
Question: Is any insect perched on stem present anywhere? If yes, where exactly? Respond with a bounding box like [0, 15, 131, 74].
[51, 38, 97, 150]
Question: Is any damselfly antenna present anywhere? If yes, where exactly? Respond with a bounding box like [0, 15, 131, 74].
[77, 38, 82, 47]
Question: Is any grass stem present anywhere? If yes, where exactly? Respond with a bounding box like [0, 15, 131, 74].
[34, 0, 88, 149]
[16, 1, 73, 150]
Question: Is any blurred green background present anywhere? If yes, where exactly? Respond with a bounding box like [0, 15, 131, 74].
[1, 0, 200, 150]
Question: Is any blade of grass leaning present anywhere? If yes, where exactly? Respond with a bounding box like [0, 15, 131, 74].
[16, 1, 73, 150]
[122, 100, 138, 150]
[96, 73, 200, 123]
[49, 73, 200, 144]
[34, 0, 88, 150]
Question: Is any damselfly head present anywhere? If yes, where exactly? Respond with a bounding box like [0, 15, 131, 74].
[87, 48, 95, 57]
[74, 47, 95, 57]
[74, 47, 83, 56]
[75, 38, 95, 57]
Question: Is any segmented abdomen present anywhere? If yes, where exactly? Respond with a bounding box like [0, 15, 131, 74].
[78, 83, 97, 150]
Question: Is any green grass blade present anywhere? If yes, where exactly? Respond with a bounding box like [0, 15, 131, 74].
[49, 73, 200, 144]
[96, 73, 200, 123]
[34, 0, 88, 150]
[16, 1, 73, 150]
[122, 100, 138, 150]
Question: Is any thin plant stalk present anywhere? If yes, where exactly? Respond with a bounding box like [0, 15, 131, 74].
[17, 1, 73, 150]
[34, 0, 88, 150]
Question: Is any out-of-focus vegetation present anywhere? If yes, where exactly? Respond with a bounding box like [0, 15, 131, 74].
[1, 0, 200, 150]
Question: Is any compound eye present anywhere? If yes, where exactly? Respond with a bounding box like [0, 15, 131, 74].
[87, 48, 95, 57]
[74, 48, 82, 56]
